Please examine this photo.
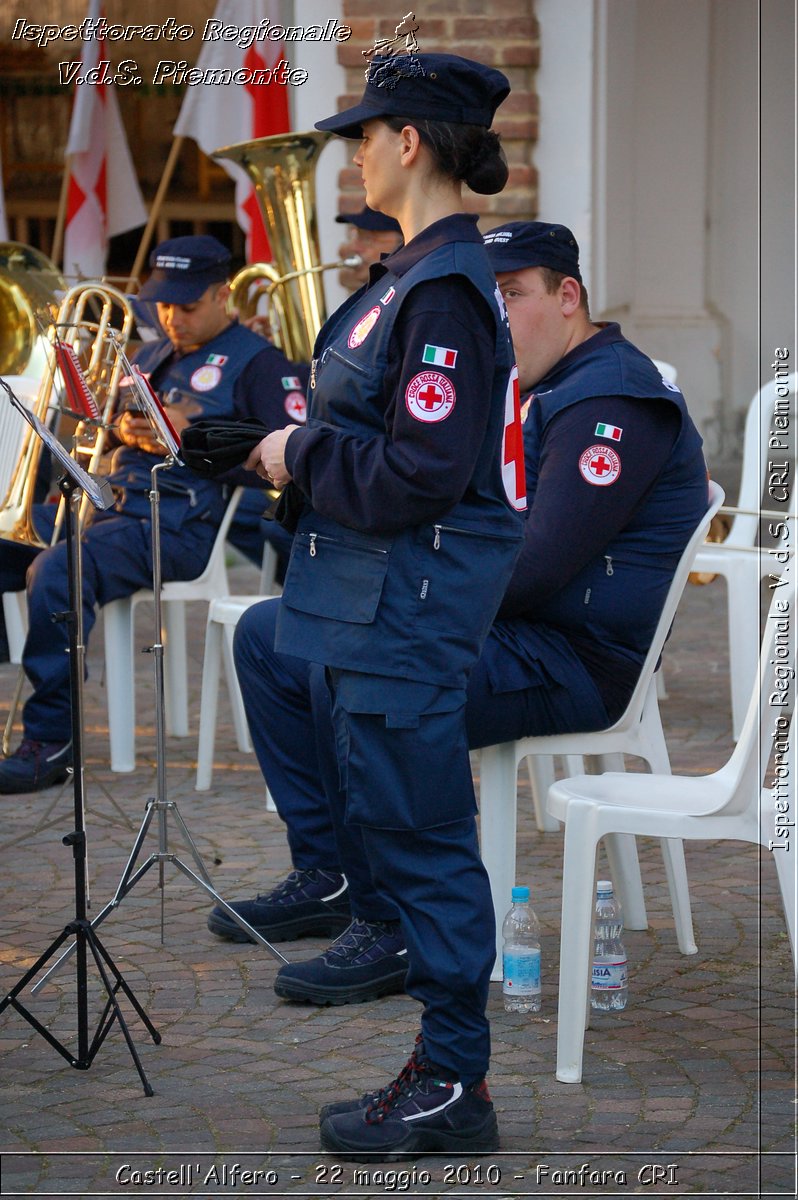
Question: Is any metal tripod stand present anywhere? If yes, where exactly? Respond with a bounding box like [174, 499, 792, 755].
[0, 473, 159, 1095]
[36, 459, 287, 989]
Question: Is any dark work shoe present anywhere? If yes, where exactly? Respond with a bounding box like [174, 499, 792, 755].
[0, 739, 71, 795]
[319, 1044, 499, 1162]
[273, 917, 408, 1006]
[319, 1033, 426, 1124]
[206, 869, 351, 943]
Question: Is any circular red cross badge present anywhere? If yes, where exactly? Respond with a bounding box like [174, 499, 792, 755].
[579, 443, 621, 486]
[405, 371, 456, 423]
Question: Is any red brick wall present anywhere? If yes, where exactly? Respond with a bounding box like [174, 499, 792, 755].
[338, 2, 539, 229]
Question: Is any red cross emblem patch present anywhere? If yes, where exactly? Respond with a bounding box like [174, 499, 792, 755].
[284, 391, 307, 422]
[579, 443, 621, 486]
[405, 371, 456, 423]
[348, 306, 382, 349]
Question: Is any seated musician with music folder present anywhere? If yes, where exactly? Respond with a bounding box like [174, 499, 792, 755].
[0, 234, 307, 794]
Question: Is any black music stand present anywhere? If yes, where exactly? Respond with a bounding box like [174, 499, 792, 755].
[71, 456, 290, 958]
[0, 383, 159, 1095]
[34, 359, 288, 975]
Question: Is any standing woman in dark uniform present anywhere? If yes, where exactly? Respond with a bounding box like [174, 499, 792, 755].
[247, 54, 527, 1159]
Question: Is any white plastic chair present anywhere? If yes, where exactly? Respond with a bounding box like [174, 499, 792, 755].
[102, 487, 243, 772]
[194, 534, 283, 793]
[547, 559, 795, 1083]
[691, 372, 796, 739]
[194, 594, 267, 790]
[193, 534, 284, 806]
[0, 377, 39, 662]
[479, 481, 725, 981]
[651, 359, 678, 385]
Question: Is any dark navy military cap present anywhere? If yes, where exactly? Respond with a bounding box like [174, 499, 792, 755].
[334, 206, 402, 234]
[483, 221, 582, 282]
[316, 53, 510, 139]
[139, 235, 232, 304]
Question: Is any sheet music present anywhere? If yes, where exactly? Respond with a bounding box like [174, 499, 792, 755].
[0, 379, 114, 511]
[117, 350, 183, 463]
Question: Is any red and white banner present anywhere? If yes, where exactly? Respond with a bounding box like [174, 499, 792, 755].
[173, 0, 291, 261]
[62, 0, 147, 279]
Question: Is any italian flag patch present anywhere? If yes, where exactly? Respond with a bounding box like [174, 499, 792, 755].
[206, 354, 227, 366]
[595, 422, 622, 441]
[423, 344, 458, 369]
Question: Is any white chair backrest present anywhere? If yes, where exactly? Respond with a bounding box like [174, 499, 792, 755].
[652, 359, 678, 385]
[0, 376, 39, 499]
[727, 371, 797, 549]
[718, 557, 796, 816]
[187, 485, 244, 591]
[608, 479, 724, 735]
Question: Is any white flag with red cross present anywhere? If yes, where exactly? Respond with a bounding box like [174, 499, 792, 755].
[62, 0, 147, 279]
[173, 0, 291, 262]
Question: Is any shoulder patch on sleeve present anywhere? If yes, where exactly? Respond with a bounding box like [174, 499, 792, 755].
[405, 371, 456, 423]
[579, 444, 621, 486]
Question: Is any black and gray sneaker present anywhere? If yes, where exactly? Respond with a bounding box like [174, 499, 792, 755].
[0, 739, 72, 795]
[207, 869, 351, 943]
[273, 917, 408, 1005]
[319, 1039, 499, 1161]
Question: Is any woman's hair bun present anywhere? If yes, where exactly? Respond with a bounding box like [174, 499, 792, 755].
[383, 117, 509, 195]
[464, 129, 508, 195]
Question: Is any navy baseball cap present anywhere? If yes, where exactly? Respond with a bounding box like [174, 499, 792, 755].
[139, 235, 232, 303]
[483, 221, 582, 282]
[316, 53, 510, 139]
[335, 206, 401, 234]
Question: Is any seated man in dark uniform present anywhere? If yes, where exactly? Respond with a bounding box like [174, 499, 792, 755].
[207, 221, 709, 1006]
[0, 234, 307, 793]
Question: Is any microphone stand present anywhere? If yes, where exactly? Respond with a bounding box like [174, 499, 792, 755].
[0, 473, 159, 1095]
[34, 457, 288, 989]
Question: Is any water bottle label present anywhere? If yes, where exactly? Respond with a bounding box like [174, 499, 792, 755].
[502, 948, 541, 996]
[592, 958, 628, 990]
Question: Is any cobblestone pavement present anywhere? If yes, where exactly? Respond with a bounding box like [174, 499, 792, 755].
[0, 566, 794, 1199]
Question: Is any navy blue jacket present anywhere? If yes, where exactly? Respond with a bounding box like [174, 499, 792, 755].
[276, 213, 526, 692]
[491, 323, 707, 707]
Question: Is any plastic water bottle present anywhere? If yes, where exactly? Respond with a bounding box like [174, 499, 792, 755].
[591, 880, 628, 1011]
[502, 885, 541, 1013]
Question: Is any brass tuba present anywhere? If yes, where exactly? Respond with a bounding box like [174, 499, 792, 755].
[0, 280, 135, 548]
[212, 130, 336, 363]
[0, 242, 68, 378]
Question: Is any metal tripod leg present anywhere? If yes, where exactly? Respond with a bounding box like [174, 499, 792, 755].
[32, 793, 288, 993]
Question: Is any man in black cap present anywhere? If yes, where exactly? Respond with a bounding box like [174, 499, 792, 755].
[210, 218, 708, 999]
[334, 206, 402, 293]
[0, 234, 307, 793]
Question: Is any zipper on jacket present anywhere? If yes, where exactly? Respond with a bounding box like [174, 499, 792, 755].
[605, 555, 614, 576]
[433, 522, 514, 551]
[327, 347, 371, 376]
[304, 531, 389, 558]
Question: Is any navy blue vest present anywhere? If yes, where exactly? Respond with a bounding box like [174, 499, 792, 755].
[524, 326, 707, 662]
[108, 322, 264, 529]
[276, 238, 526, 690]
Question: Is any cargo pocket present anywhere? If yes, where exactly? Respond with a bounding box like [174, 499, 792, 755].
[282, 526, 391, 624]
[415, 521, 522, 634]
[332, 699, 476, 831]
